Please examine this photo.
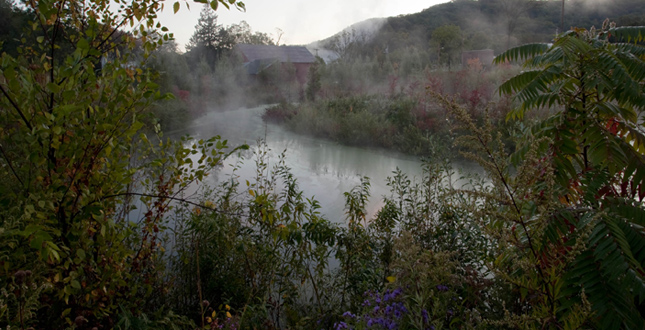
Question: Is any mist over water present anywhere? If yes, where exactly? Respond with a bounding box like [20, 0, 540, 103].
[169, 105, 482, 224]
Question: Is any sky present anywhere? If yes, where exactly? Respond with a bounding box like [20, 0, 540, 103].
[157, 0, 451, 51]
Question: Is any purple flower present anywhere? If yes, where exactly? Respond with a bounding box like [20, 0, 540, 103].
[362, 299, 371, 307]
[334, 321, 348, 330]
[342, 311, 356, 318]
[422, 309, 428, 323]
[436, 284, 449, 292]
[373, 306, 380, 313]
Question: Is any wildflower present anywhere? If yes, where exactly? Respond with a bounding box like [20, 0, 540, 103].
[342, 311, 356, 318]
[334, 321, 348, 330]
[422, 309, 428, 323]
[74, 316, 86, 327]
[13, 270, 26, 284]
[436, 284, 449, 292]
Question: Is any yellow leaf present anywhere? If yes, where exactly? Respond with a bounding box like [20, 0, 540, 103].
[226, 311, 231, 318]
[225, 304, 230, 311]
[386, 276, 396, 283]
[212, 311, 216, 318]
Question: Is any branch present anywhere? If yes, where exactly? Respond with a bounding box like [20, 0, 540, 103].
[0, 143, 25, 188]
[0, 84, 32, 131]
[99, 192, 247, 218]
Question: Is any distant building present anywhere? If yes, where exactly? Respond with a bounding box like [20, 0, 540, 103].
[235, 44, 316, 84]
[461, 49, 495, 68]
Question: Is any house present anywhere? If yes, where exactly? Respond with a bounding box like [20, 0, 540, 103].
[461, 49, 495, 69]
[235, 44, 316, 84]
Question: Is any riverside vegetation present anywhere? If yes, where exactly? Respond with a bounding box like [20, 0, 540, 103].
[1, 0, 645, 329]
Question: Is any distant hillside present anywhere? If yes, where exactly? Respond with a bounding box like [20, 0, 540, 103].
[315, 0, 645, 59]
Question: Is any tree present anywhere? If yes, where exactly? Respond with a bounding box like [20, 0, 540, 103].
[328, 28, 368, 62]
[495, 0, 542, 49]
[431, 24, 463, 69]
[226, 20, 274, 45]
[0, 0, 245, 328]
[490, 21, 645, 328]
[0, 0, 31, 56]
[186, 6, 234, 64]
[306, 56, 324, 101]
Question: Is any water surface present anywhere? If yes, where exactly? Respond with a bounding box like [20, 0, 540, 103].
[170, 105, 478, 223]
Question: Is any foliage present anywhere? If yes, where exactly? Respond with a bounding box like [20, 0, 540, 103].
[306, 57, 324, 102]
[0, 0, 245, 328]
[2, 0, 645, 327]
[431, 24, 464, 68]
[186, 7, 234, 65]
[0, 0, 32, 57]
[344, 0, 645, 58]
[226, 20, 275, 46]
[167, 143, 340, 329]
[438, 21, 645, 328]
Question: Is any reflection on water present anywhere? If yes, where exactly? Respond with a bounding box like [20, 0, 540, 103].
[169, 105, 477, 223]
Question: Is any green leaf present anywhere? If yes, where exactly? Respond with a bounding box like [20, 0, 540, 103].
[77, 38, 89, 50]
[173, 1, 180, 14]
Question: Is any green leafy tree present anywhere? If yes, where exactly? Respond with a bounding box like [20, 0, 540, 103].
[0, 0, 245, 328]
[186, 6, 234, 64]
[431, 24, 463, 69]
[482, 21, 645, 328]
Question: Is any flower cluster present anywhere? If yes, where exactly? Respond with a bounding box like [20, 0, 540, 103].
[336, 287, 408, 330]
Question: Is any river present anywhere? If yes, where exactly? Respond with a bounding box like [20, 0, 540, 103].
[169, 105, 480, 224]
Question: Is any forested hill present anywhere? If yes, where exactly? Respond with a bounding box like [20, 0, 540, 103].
[321, 0, 645, 58]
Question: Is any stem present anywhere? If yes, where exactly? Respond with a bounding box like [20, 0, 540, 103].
[18, 287, 25, 330]
[196, 237, 204, 329]
[306, 262, 324, 315]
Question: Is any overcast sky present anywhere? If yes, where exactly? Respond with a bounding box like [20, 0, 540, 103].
[157, 0, 450, 50]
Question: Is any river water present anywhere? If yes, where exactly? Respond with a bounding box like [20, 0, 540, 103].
[169, 105, 479, 223]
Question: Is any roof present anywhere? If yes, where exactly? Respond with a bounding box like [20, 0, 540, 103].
[243, 58, 278, 75]
[236, 44, 316, 64]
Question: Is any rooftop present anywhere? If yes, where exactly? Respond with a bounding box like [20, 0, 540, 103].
[236, 44, 316, 64]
